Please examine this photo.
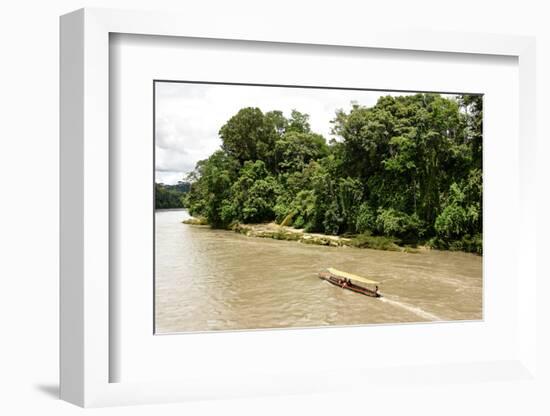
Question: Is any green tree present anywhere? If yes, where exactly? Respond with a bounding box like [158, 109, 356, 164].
[186, 150, 240, 227]
[184, 93, 483, 253]
[458, 94, 483, 169]
[219, 107, 279, 169]
[229, 160, 280, 223]
[287, 109, 311, 133]
[274, 131, 328, 172]
[155, 182, 190, 209]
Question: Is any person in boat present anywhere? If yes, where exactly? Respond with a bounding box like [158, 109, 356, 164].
[375, 285, 379, 296]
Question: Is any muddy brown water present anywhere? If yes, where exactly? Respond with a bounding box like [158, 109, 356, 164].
[155, 209, 483, 333]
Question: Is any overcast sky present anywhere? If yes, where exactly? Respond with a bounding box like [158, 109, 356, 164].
[155, 82, 414, 185]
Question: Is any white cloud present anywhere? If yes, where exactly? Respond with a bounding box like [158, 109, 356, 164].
[156, 170, 188, 185]
[154, 82, 415, 184]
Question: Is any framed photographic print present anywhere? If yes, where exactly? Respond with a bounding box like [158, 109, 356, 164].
[60, 8, 539, 408]
[153, 80, 483, 334]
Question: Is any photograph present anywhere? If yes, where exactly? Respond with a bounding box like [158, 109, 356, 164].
[154, 81, 483, 334]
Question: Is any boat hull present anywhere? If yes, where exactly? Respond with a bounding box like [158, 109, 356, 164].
[318, 271, 381, 298]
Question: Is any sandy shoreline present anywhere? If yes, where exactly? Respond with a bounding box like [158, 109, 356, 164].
[183, 216, 426, 253]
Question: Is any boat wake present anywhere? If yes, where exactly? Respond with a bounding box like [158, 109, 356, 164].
[379, 297, 442, 321]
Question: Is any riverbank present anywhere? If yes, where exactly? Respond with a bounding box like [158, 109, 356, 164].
[234, 223, 425, 253]
[234, 222, 349, 245]
[181, 216, 209, 225]
[183, 216, 422, 253]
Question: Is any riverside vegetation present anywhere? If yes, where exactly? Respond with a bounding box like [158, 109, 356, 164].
[177, 94, 482, 254]
[155, 182, 190, 209]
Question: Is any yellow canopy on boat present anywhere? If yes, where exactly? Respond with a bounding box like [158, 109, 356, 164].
[326, 268, 379, 285]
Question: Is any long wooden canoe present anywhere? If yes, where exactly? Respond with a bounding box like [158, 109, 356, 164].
[318, 268, 381, 298]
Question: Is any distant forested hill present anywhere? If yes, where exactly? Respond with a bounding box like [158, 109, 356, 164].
[155, 182, 190, 209]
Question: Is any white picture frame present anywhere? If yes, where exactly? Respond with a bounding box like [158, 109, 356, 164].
[60, 7, 538, 408]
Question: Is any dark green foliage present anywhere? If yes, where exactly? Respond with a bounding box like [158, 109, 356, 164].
[433, 168, 482, 253]
[185, 150, 240, 228]
[219, 107, 281, 171]
[429, 233, 482, 255]
[155, 182, 190, 209]
[355, 203, 376, 234]
[275, 131, 329, 172]
[350, 234, 400, 251]
[375, 208, 424, 243]
[184, 94, 483, 253]
[229, 161, 280, 223]
[457, 95, 483, 169]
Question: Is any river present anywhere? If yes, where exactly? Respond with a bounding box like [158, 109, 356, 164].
[155, 209, 483, 333]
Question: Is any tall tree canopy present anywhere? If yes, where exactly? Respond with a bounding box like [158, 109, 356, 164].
[184, 94, 483, 254]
